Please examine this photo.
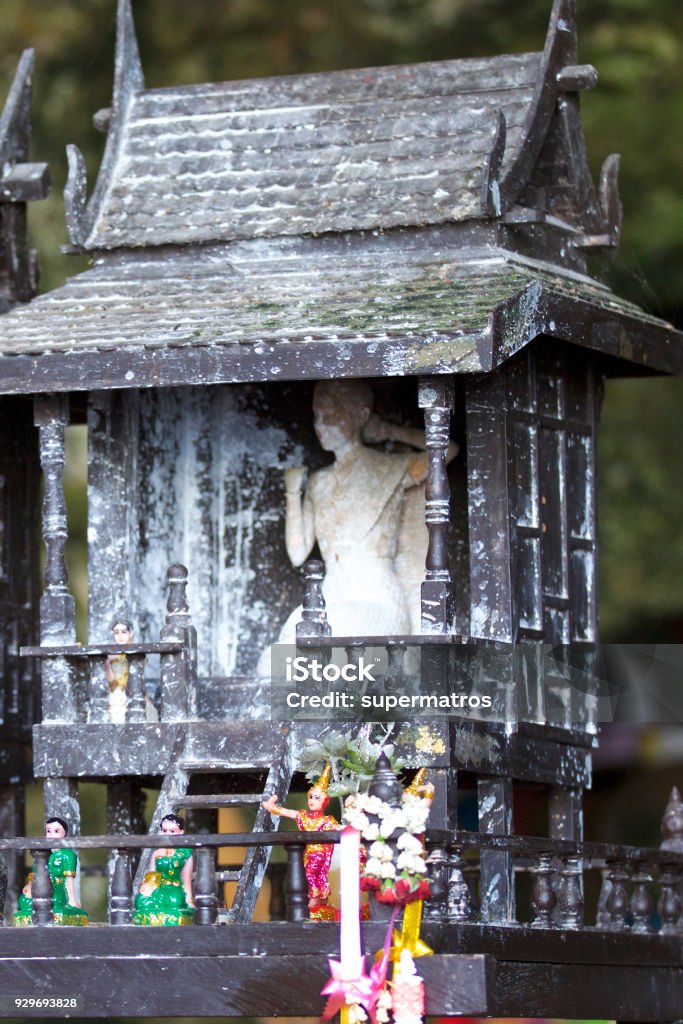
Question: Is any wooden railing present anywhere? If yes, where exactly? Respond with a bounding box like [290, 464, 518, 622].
[2, 829, 681, 934]
[21, 564, 197, 724]
[424, 830, 683, 933]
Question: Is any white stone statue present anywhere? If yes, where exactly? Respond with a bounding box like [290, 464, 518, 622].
[258, 380, 458, 670]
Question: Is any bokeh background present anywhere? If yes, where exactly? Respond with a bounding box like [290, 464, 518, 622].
[1, 4, 682, 1012]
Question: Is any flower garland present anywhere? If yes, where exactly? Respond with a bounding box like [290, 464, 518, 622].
[343, 791, 431, 905]
[322, 759, 434, 1024]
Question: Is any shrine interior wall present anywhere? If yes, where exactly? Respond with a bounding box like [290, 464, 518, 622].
[86, 378, 456, 681]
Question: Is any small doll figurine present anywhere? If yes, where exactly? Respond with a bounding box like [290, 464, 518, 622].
[132, 813, 195, 926]
[14, 817, 89, 926]
[106, 617, 159, 723]
[106, 618, 133, 723]
[262, 763, 339, 920]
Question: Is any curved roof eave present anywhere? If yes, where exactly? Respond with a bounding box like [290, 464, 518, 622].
[0, 242, 679, 396]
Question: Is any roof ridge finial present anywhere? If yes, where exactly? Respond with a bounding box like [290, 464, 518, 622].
[66, 0, 144, 248]
[0, 48, 34, 164]
[115, 0, 145, 103]
[545, 0, 578, 66]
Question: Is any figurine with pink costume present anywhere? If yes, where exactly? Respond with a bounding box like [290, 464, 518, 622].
[262, 762, 339, 920]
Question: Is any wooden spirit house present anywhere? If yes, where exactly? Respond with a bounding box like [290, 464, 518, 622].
[0, 0, 681, 1017]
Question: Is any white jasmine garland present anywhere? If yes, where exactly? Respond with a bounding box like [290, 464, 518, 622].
[375, 989, 393, 1024]
[362, 795, 384, 816]
[347, 1000, 368, 1024]
[396, 851, 422, 872]
[343, 785, 432, 902]
[379, 811, 404, 838]
[344, 807, 370, 831]
[396, 833, 423, 854]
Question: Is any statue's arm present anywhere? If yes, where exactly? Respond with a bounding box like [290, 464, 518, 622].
[362, 415, 459, 485]
[284, 467, 315, 567]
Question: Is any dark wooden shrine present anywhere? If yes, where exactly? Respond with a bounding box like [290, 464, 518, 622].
[0, 0, 681, 1017]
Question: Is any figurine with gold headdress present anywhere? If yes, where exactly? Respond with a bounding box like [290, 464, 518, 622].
[404, 767, 434, 807]
[262, 762, 339, 920]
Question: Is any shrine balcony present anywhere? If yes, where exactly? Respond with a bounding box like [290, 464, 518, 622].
[0, 828, 681, 1020]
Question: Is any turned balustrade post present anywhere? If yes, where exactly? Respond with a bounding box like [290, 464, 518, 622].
[530, 852, 557, 928]
[285, 843, 308, 922]
[418, 377, 455, 633]
[657, 868, 682, 935]
[31, 848, 54, 926]
[630, 864, 654, 933]
[110, 852, 133, 925]
[557, 853, 583, 929]
[160, 564, 197, 720]
[34, 395, 76, 722]
[604, 862, 630, 931]
[297, 560, 331, 639]
[194, 848, 218, 925]
[125, 653, 147, 723]
[447, 845, 474, 922]
[88, 654, 110, 723]
[384, 643, 406, 695]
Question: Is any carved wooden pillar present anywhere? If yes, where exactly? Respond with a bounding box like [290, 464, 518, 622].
[550, 784, 583, 924]
[0, 784, 25, 914]
[478, 775, 515, 923]
[107, 779, 146, 895]
[44, 777, 80, 838]
[160, 564, 197, 720]
[34, 395, 76, 721]
[418, 377, 454, 633]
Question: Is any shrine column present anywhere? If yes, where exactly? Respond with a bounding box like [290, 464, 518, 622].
[418, 377, 455, 633]
[34, 394, 79, 832]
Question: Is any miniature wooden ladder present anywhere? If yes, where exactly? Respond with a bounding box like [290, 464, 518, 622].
[132, 724, 295, 924]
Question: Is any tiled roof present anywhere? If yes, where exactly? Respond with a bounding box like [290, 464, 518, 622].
[0, 235, 679, 393]
[81, 54, 540, 250]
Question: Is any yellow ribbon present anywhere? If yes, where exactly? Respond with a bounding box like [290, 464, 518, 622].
[375, 900, 433, 966]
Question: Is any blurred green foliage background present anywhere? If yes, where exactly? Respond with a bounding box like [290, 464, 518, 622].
[2, 0, 682, 639]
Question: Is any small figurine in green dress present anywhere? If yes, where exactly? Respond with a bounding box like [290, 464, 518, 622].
[132, 813, 195, 926]
[14, 817, 89, 926]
